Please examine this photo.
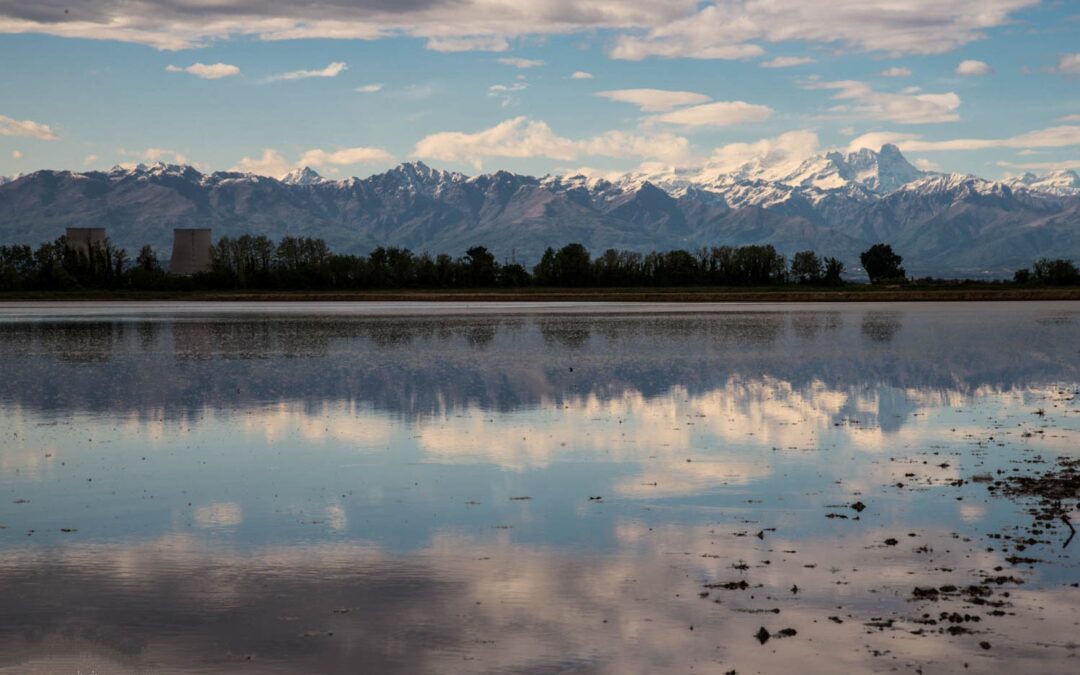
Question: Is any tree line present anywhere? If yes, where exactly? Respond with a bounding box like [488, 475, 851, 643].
[0, 234, 1076, 291]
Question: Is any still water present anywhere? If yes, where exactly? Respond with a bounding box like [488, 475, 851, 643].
[0, 302, 1077, 674]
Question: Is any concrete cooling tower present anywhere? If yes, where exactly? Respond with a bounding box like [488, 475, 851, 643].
[168, 228, 212, 275]
[64, 228, 107, 256]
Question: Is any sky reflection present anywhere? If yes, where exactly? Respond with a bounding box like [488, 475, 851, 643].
[0, 303, 1077, 672]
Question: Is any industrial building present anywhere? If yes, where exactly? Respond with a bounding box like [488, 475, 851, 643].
[168, 228, 212, 275]
[64, 228, 107, 256]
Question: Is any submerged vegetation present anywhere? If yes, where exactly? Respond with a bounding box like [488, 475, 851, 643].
[0, 234, 1077, 293]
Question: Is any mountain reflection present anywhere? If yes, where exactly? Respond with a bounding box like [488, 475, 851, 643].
[0, 306, 1077, 430]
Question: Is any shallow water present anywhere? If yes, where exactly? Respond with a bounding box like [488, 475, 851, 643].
[0, 302, 1077, 674]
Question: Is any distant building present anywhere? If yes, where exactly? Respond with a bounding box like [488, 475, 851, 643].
[64, 228, 107, 256]
[169, 228, 212, 275]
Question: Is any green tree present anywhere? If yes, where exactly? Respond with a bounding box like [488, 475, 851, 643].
[463, 245, 497, 286]
[1032, 258, 1080, 285]
[822, 257, 845, 286]
[859, 244, 905, 284]
[790, 250, 824, 284]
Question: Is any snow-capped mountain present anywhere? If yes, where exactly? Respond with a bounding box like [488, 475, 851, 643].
[2, 147, 1079, 277]
[1004, 169, 1080, 197]
[281, 166, 329, 187]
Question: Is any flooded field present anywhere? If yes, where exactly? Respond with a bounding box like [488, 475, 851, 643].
[0, 302, 1077, 674]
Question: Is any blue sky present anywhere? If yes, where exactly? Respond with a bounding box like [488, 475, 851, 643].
[0, 0, 1077, 180]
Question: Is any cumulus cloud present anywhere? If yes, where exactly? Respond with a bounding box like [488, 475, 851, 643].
[298, 146, 394, 167]
[267, 61, 347, 82]
[165, 62, 239, 79]
[10, 149, 21, 159]
[233, 146, 392, 176]
[955, 59, 991, 76]
[879, 66, 912, 77]
[120, 147, 188, 164]
[83, 154, 98, 166]
[847, 125, 1080, 152]
[570, 71, 593, 80]
[647, 101, 773, 128]
[0, 114, 57, 140]
[759, 56, 814, 68]
[1054, 53, 1080, 75]
[609, 0, 1036, 60]
[701, 130, 821, 174]
[412, 116, 692, 169]
[232, 148, 292, 177]
[805, 79, 960, 124]
[355, 83, 383, 93]
[595, 88, 710, 112]
[497, 57, 544, 68]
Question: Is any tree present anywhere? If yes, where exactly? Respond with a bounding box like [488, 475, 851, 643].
[822, 257, 845, 286]
[860, 244, 905, 284]
[1032, 258, 1080, 285]
[463, 245, 497, 286]
[790, 250, 824, 284]
[550, 243, 593, 286]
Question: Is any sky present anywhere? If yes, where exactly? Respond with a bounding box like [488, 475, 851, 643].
[0, 0, 1078, 181]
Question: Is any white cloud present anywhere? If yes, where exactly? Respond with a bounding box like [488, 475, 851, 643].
[570, 71, 594, 80]
[1059, 114, 1080, 122]
[701, 130, 821, 174]
[165, 62, 240, 79]
[233, 146, 393, 176]
[912, 158, 941, 171]
[426, 36, 508, 52]
[267, 61, 347, 82]
[647, 101, 773, 128]
[232, 148, 292, 177]
[10, 149, 21, 159]
[488, 82, 528, 106]
[1054, 53, 1080, 75]
[805, 79, 960, 124]
[608, 0, 1037, 61]
[0, 0, 1033, 59]
[298, 146, 394, 167]
[847, 125, 1080, 152]
[955, 59, 991, 76]
[354, 83, 383, 93]
[0, 114, 57, 140]
[497, 57, 544, 69]
[412, 116, 692, 170]
[489, 83, 527, 94]
[120, 147, 189, 164]
[759, 56, 814, 68]
[879, 67, 912, 77]
[83, 154, 98, 166]
[595, 88, 710, 112]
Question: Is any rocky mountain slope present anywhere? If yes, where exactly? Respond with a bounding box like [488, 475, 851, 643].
[1, 145, 1078, 277]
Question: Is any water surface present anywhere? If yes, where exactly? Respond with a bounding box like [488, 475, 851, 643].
[1, 302, 1078, 673]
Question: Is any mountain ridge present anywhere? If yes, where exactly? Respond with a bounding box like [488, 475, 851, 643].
[1, 146, 1078, 277]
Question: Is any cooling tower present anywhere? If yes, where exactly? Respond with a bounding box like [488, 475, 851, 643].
[64, 228, 107, 256]
[168, 228, 212, 275]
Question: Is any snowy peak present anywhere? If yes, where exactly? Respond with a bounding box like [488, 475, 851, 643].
[1005, 169, 1080, 197]
[282, 166, 327, 186]
[798, 143, 924, 194]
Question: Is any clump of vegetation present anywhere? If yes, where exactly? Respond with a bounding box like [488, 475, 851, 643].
[1013, 258, 1080, 286]
[859, 243, 906, 284]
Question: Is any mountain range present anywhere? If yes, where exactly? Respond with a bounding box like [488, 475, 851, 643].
[2, 144, 1079, 277]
